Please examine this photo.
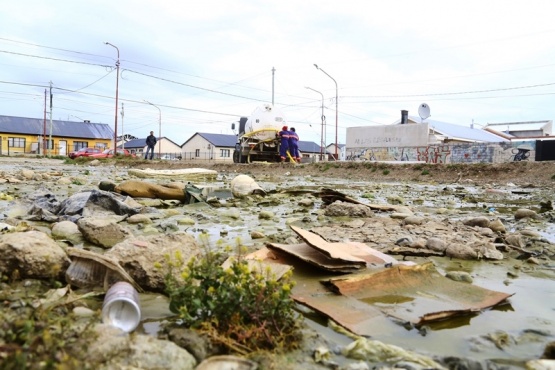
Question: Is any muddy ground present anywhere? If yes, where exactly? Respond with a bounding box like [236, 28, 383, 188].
[123, 159, 555, 188]
[1, 157, 554, 369]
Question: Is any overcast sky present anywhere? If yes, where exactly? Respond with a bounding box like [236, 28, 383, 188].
[1, 1, 555, 146]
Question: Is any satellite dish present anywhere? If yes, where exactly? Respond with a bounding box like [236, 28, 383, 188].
[418, 103, 431, 121]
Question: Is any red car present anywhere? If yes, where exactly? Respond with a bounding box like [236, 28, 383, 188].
[68, 147, 101, 159]
[89, 148, 136, 159]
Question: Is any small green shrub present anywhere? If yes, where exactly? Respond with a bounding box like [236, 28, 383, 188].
[382, 169, 390, 175]
[421, 169, 430, 175]
[164, 238, 302, 352]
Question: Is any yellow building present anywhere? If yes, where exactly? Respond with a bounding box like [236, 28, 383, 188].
[0, 115, 113, 156]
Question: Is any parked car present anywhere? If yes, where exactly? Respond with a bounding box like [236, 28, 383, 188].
[160, 154, 180, 160]
[89, 148, 136, 159]
[68, 147, 101, 159]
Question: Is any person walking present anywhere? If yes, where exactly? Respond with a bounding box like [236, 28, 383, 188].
[288, 127, 300, 163]
[278, 125, 290, 162]
[145, 131, 157, 160]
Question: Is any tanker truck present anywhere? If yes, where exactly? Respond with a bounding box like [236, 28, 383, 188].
[231, 104, 286, 163]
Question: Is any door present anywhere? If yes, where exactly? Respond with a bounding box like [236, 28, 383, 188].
[59, 140, 67, 156]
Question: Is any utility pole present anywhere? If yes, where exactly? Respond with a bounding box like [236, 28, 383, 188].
[105, 42, 120, 149]
[49, 81, 53, 157]
[271, 67, 275, 106]
[314, 64, 338, 159]
[120, 102, 125, 150]
[43, 89, 46, 155]
[305, 87, 325, 160]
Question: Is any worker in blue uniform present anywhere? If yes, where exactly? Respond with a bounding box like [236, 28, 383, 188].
[288, 127, 300, 163]
[278, 125, 290, 162]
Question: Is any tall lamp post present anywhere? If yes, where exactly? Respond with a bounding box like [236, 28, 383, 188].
[144, 100, 161, 159]
[305, 86, 325, 160]
[314, 64, 338, 159]
[105, 42, 120, 149]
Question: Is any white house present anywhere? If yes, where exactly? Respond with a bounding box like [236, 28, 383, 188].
[120, 137, 182, 159]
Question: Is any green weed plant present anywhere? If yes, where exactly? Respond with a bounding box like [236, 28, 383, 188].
[164, 237, 302, 352]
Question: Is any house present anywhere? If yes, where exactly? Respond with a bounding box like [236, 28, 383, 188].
[0, 115, 112, 156]
[180, 132, 325, 162]
[181, 133, 238, 161]
[326, 143, 346, 161]
[392, 112, 507, 144]
[122, 137, 182, 159]
[483, 121, 553, 139]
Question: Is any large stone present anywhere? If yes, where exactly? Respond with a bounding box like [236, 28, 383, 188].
[51, 220, 84, 245]
[324, 201, 374, 218]
[86, 324, 196, 370]
[0, 231, 70, 279]
[77, 217, 131, 248]
[105, 232, 201, 291]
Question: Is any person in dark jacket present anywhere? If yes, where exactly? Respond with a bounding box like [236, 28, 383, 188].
[288, 127, 300, 163]
[145, 131, 157, 160]
[278, 125, 290, 162]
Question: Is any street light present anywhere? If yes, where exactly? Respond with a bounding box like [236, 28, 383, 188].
[314, 64, 338, 159]
[105, 42, 120, 150]
[144, 100, 161, 159]
[305, 86, 325, 160]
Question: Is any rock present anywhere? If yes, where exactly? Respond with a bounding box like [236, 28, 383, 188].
[403, 216, 425, 226]
[514, 208, 538, 220]
[77, 217, 131, 248]
[505, 234, 525, 248]
[177, 217, 196, 225]
[86, 324, 197, 370]
[298, 198, 314, 207]
[488, 219, 506, 233]
[166, 327, 217, 364]
[51, 220, 84, 245]
[250, 230, 266, 239]
[105, 233, 200, 291]
[127, 214, 153, 224]
[324, 201, 374, 218]
[463, 216, 490, 228]
[390, 212, 412, 219]
[230, 175, 266, 198]
[520, 229, 541, 238]
[20, 169, 35, 180]
[445, 271, 473, 283]
[259, 210, 275, 220]
[445, 243, 478, 260]
[426, 237, 446, 252]
[0, 230, 70, 279]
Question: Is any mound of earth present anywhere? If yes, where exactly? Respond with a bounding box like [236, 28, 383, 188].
[119, 160, 555, 188]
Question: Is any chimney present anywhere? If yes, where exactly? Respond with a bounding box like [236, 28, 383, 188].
[401, 110, 408, 124]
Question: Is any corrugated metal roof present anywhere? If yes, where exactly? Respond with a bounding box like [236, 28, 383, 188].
[0, 115, 113, 139]
[122, 138, 147, 148]
[402, 116, 507, 142]
[298, 141, 323, 154]
[485, 121, 550, 131]
[198, 133, 238, 147]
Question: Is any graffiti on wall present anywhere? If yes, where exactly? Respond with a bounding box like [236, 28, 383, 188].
[415, 145, 451, 163]
[346, 140, 539, 164]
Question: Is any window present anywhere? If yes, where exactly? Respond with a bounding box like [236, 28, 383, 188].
[195, 149, 200, 157]
[73, 141, 88, 151]
[8, 137, 25, 148]
[220, 149, 230, 157]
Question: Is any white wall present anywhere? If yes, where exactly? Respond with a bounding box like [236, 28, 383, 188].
[347, 123, 429, 148]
